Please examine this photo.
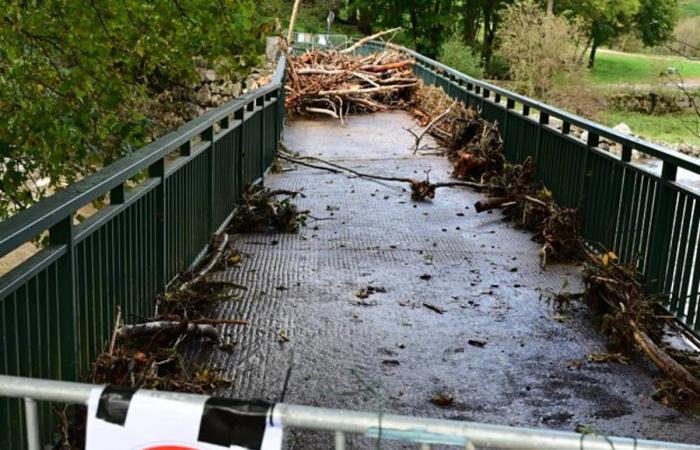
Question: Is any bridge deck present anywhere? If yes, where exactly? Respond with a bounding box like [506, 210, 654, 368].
[202, 111, 700, 448]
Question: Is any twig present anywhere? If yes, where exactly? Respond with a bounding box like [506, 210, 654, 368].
[318, 83, 417, 96]
[304, 107, 339, 119]
[178, 234, 229, 292]
[410, 100, 457, 154]
[109, 307, 122, 355]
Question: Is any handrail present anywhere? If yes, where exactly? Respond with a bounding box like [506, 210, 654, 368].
[364, 41, 700, 175]
[1, 375, 698, 450]
[0, 55, 286, 258]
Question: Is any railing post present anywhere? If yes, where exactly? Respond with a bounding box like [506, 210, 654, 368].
[148, 158, 166, 292]
[203, 126, 215, 232]
[49, 216, 78, 379]
[24, 398, 39, 450]
[578, 131, 598, 209]
[647, 160, 678, 297]
[534, 110, 549, 168]
[235, 107, 245, 199]
[257, 95, 266, 183]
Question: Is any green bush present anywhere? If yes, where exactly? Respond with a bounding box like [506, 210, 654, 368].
[486, 54, 511, 80]
[438, 36, 484, 79]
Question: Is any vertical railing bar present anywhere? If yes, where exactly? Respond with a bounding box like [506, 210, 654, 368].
[334, 430, 346, 450]
[48, 217, 77, 380]
[148, 159, 166, 294]
[24, 398, 39, 450]
[257, 95, 266, 183]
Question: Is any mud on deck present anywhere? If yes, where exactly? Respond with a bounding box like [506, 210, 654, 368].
[198, 111, 700, 448]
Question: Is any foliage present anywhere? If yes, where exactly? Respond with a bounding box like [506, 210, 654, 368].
[0, 0, 268, 219]
[636, 0, 678, 47]
[438, 35, 484, 79]
[350, 0, 460, 58]
[558, 0, 679, 67]
[498, 0, 586, 98]
[485, 54, 510, 79]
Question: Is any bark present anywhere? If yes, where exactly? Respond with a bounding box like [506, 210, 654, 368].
[631, 322, 700, 396]
[462, 4, 481, 47]
[481, 0, 498, 65]
[357, 6, 373, 35]
[588, 40, 599, 68]
[546, 0, 553, 15]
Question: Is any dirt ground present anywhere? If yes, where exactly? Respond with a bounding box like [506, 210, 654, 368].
[198, 111, 700, 448]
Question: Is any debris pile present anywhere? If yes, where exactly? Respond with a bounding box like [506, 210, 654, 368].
[228, 184, 308, 233]
[582, 256, 700, 402]
[409, 83, 481, 151]
[286, 49, 418, 120]
[407, 82, 700, 404]
[60, 234, 247, 447]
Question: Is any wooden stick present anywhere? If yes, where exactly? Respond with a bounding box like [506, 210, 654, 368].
[178, 234, 229, 292]
[117, 321, 220, 342]
[108, 307, 122, 355]
[304, 107, 339, 119]
[412, 100, 457, 154]
[190, 318, 249, 326]
[286, 0, 302, 44]
[318, 83, 417, 96]
[341, 27, 402, 54]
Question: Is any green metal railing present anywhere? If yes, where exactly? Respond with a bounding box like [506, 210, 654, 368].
[358, 41, 700, 339]
[2, 37, 700, 448]
[0, 56, 286, 448]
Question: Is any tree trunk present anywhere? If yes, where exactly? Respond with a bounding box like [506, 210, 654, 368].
[462, 4, 480, 47]
[588, 40, 598, 68]
[357, 6, 373, 35]
[481, 0, 497, 65]
[546, 0, 553, 15]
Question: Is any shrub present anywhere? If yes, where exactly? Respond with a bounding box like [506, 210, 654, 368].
[498, 0, 587, 98]
[486, 54, 510, 80]
[438, 35, 485, 79]
[673, 17, 700, 58]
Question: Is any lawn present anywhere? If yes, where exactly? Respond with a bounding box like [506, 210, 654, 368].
[680, 0, 700, 18]
[596, 110, 700, 147]
[589, 50, 700, 85]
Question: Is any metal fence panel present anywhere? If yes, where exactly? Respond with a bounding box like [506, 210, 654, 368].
[366, 40, 700, 338]
[0, 56, 286, 449]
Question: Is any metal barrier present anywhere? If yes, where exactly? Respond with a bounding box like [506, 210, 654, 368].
[1, 375, 698, 450]
[291, 32, 348, 50]
[0, 56, 286, 448]
[356, 41, 700, 339]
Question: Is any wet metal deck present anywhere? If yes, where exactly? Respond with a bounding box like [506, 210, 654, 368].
[204, 111, 700, 448]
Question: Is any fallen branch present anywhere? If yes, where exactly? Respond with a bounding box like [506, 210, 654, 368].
[341, 27, 402, 54]
[178, 234, 229, 292]
[409, 100, 457, 154]
[631, 322, 700, 396]
[116, 321, 221, 342]
[318, 83, 417, 96]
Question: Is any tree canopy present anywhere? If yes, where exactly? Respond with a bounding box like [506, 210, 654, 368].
[0, 0, 268, 219]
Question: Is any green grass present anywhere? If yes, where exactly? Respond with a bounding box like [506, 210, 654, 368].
[589, 50, 700, 85]
[597, 110, 700, 146]
[680, 0, 700, 18]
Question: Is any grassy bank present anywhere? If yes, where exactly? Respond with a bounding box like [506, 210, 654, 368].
[596, 110, 700, 146]
[590, 50, 700, 85]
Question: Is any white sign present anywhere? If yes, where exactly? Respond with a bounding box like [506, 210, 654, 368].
[86, 386, 283, 450]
